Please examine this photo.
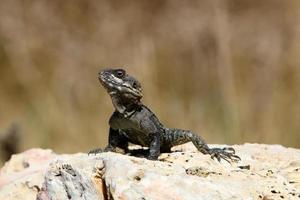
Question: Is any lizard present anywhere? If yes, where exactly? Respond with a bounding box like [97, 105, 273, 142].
[90, 68, 240, 162]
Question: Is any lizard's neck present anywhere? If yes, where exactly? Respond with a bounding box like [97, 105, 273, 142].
[110, 95, 141, 117]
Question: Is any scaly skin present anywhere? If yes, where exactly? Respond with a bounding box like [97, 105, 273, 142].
[90, 68, 240, 162]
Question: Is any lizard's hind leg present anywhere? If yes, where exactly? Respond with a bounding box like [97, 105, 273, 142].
[188, 133, 240, 162]
[166, 128, 240, 163]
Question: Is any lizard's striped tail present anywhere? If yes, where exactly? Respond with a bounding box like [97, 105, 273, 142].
[163, 128, 210, 154]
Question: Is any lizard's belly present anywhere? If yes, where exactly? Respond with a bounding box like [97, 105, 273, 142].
[120, 129, 150, 147]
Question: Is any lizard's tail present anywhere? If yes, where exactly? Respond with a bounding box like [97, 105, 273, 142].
[164, 128, 210, 154]
[164, 128, 241, 162]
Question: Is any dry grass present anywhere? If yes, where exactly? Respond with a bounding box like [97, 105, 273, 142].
[0, 0, 300, 163]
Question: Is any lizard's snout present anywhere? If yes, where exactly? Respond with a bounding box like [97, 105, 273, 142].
[98, 71, 106, 85]
[98, 71, 107, 80]
[98, 71, 105, 76]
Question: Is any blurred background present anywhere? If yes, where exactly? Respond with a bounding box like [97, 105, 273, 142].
[0, 0, 300, 164]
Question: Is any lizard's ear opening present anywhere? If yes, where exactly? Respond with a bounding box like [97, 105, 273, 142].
[132, 80, 142, 92]
[132, 82, 138, 89]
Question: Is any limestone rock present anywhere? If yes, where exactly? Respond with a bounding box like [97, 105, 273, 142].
[1, 143, 300, 200]
[0, 149, 56, 200]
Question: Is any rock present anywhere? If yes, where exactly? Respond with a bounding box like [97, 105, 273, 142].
[1, 143, 300, 200]
[0, 149, 56, 200]
[36, 154, 104, 200]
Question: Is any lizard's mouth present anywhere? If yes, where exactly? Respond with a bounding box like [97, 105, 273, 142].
[99, 71, 142, 99]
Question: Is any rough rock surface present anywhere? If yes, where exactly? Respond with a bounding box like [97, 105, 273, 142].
[0, 143, 300, 200]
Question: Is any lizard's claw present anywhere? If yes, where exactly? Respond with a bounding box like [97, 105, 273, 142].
[209, 147, 241, 163]
[88, 148, 103, 155]
[103, 146, 117, 152]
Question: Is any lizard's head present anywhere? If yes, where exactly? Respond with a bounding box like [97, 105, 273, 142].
[99, 68, 143, 101]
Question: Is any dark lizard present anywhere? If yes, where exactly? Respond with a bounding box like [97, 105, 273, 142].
[90, 68, 240, 162]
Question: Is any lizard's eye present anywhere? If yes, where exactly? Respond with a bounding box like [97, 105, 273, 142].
[115, 69, 125, 78]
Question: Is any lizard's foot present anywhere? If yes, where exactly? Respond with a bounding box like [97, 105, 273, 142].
[209, 147, 241, 163]
[88, 148, 103, 155]
[103, 146, 117, 152]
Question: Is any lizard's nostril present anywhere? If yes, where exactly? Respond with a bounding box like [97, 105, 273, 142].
[99, 71, 105, 77]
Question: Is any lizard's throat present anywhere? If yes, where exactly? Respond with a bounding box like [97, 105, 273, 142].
[110, 95, 140, 117]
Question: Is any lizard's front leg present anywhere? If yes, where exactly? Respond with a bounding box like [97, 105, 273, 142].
[104, 127, 129, 153]
[148, 132, 161, 160]
[89, 127, 129, 155]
